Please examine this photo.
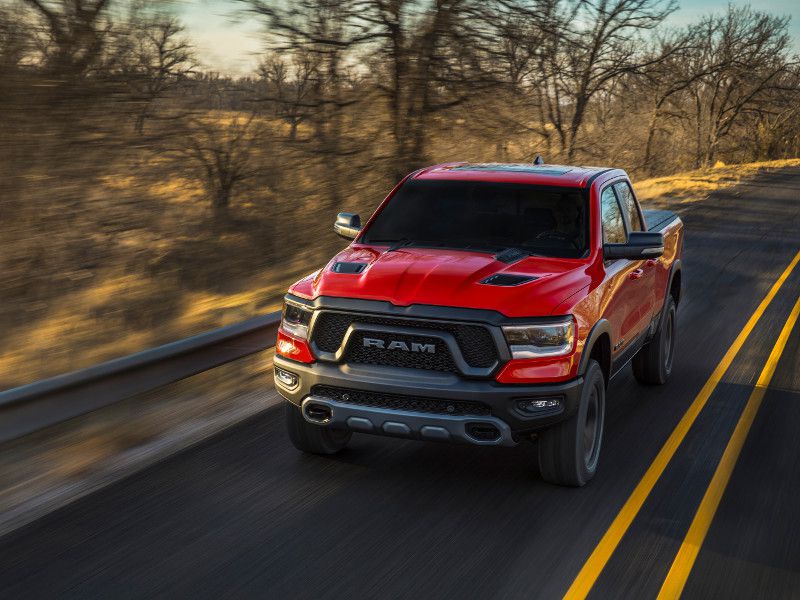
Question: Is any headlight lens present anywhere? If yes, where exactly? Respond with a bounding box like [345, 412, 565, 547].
[502, 317, 575, 359]
[281, 301, 312, 339]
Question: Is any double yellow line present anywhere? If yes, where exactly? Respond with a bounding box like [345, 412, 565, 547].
[565, 250, 800, 600]
[657, 290, 800, 597]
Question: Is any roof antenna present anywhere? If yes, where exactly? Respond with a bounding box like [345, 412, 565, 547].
[533, 155, 544, 165]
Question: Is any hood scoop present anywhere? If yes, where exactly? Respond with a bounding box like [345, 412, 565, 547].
[480, 273, 537, 287]
[332, 261, 368, 274]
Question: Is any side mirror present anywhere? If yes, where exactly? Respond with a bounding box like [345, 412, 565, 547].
[334, 212, 361, 240]
[604, 231, 664, 261]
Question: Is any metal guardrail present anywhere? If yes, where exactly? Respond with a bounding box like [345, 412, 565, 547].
[0, 312, 282, 444]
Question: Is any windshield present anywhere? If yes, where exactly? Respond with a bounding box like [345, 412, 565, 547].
[361, 179, 588, 258]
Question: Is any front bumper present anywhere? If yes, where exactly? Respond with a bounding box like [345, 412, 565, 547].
[274, 356, 584, 445]
[300, 396, 518, 446]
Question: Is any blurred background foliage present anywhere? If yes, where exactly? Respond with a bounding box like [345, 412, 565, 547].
[1, 0, 799, 389]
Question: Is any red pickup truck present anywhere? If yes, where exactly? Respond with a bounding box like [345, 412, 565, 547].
[274, 163, 683, 486]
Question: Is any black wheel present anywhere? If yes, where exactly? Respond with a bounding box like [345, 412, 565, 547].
[285, 402, 351, 455]
[538, 359, 606, 486]
[632, 295, 677, 385]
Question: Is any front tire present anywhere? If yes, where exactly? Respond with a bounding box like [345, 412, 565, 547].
[285, 402, 351, 455]
[632, 295, 677, 385]
[538, 359, 606, 487]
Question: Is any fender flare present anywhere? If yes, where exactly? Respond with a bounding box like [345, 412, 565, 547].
[661, 258, 682, 320]
[578, 318, 612, 378]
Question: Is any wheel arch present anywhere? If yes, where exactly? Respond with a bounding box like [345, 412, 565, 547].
[579, 319, 612, 386]
[656, 259, 682, 329]
[669, 261, 682, 305]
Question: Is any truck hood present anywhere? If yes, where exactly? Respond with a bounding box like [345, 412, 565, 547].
[289, 245, 594, 318]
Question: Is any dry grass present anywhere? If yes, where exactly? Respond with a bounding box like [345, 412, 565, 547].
[0, 274, 293, 381]
[633, 158, 800, 205]
[0, 130, 329, 389]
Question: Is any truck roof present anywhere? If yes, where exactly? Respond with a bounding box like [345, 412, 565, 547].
[413, 162, 621, 188]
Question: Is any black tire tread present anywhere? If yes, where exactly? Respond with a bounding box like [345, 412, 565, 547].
[538, 360, 605, 487]
[633, 296, 677, 385]
[285, 403, 351, 455]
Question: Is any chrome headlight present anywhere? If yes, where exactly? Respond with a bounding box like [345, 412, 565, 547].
[502, 316, 575, 359]
[280, 301, 312, 339]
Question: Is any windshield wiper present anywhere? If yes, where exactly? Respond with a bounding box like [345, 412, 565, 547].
[371, 239, 517, 255]
[374, 239, 445, 252]
[387, 239, 414, 251]
[364, 238, 412, 251]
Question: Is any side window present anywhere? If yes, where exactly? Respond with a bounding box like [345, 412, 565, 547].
[614, 181, 644, 232]
[601, 186, 626, 244]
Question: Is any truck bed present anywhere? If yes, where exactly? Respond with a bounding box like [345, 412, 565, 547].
[643, 209, 679, 232]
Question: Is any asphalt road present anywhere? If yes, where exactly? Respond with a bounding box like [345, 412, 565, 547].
[2, 168, 800, 600]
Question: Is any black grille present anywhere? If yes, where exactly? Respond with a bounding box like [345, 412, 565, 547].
[343, 330, 458, 373]
[312, 385, 491, 416]
[311, 312, 498, 368]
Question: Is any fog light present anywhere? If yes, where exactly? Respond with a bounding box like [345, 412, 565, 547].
[517, 397, 562, 414]
[275, 367, 298, 389]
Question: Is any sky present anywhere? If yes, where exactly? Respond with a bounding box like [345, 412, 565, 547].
[175, 1, 264, 74]
[176, 0, 800, 75]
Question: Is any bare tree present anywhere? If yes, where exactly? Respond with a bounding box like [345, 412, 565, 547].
[688, 6, 794, 167]
[169, 114, 265, 223]
[0, 3, 33, 70]
[128, 15, 195, 133]
[635, 29, 721, 174]
[257, 52, 317, 141]
[748, 81, 800, 160]
[244, 0, 378, 206]
[366, 0, 497, 176]
[527, 0, 678, 160]
[23, 0, 111, 79]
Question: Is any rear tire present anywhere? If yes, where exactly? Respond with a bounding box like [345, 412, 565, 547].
[632, 296, 677, 385]
[538, 359, 606, 487]
[285, 402, 351, 455]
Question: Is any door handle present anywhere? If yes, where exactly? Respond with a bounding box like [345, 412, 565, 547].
[645, 259, 659, 268]
[629, 268, 644, 280]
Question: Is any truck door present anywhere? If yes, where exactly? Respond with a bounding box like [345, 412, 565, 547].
[614, 180, 658, 325]
[600, 185, 652, 359]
